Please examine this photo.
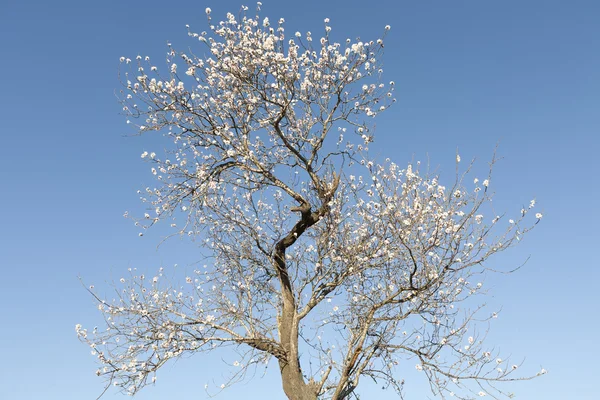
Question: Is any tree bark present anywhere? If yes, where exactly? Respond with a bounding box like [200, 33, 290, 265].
[277, 302, 318, 400]
[273, 204, 324, 400]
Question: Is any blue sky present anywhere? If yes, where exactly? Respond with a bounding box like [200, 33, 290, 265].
[0, 0, 597, 399]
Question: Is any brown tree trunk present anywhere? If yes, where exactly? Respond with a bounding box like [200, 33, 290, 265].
[278, 301, 318, 400]
[273, 205, 325, 400]
[272, 182, 340, 400]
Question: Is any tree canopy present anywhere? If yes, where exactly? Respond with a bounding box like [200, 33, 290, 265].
[77, 4, 544, 399]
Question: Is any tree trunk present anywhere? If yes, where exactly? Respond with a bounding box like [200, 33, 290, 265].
[273, 204, 332, 400]
[277, 299, 318, 400]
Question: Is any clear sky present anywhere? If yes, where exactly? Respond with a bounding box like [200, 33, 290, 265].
[0, 0, 597, 399]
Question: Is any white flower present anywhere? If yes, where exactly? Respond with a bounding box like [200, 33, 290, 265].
[456, 154, 461, 163]
[482, 179, 489, 187]
[478, 392, 486, 397]
[536, 213, 543, 219]
[205, 7, 211, 14]
[385, 25, 391, 30]
[415, 364, 423, 371]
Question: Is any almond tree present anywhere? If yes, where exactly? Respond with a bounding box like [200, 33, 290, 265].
[77, 4, 544, 399]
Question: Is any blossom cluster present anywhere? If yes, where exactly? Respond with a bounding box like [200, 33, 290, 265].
[118, 3, 393, 234]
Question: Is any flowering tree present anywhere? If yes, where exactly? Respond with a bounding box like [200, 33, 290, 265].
[77, 4, 544, 400]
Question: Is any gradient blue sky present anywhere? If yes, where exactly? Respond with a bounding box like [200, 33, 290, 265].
[0, 0, 597, 399]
